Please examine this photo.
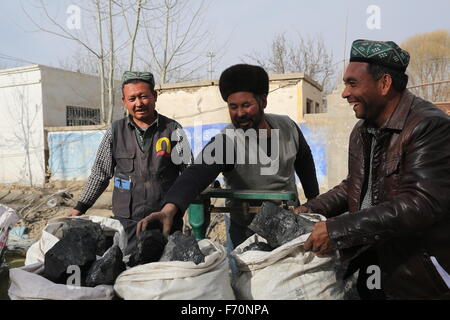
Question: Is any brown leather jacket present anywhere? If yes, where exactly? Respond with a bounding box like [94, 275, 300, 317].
[306, 90, 450, 299]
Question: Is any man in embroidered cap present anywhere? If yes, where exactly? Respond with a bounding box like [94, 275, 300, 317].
[300, 40, 450, 299]
[68, 71, 192, 254]
[136, 64, 320, 247]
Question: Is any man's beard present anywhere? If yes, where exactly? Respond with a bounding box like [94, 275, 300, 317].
[235, 108, 264, 130]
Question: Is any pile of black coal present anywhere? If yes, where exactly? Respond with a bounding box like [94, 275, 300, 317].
[85, 246, 126, 287]
[59, 219, 114, 256]
[248, 201, 315, 248]
[43, 230, 97, 285]
[159, 231, 205, 265]
[127, 229, 167, 267]
[241, 240, 274, 253]
[43, 219, 119, 286]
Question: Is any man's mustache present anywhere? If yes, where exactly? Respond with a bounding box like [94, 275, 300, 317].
[236, 116, 252, 123]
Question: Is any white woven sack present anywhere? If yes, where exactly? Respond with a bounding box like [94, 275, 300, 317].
[25, 215, 127, 265]
[9, 216, 126, 300]
[0, 204, 21, 254]
[114, 239, 235, 300]
[231, 214, 345, 300]
[8, 262, 115, 300]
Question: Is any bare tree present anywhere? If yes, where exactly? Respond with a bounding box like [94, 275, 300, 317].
[245, 32, 336, 93]
[22, 0, 147, 124]
[402, 30, 450, 102]
[107, 0, 116, 123]
[126, 0, 143, 70]
[58, 47, 99, 75]
[3, 87, 43, 186]
[138, 0, 214, 84]
[21, 0, 217, 122]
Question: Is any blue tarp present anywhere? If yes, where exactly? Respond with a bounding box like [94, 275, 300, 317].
[47, 122, 326, 185]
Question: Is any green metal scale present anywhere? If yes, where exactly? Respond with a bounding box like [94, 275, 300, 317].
[188, 188, 296, 240]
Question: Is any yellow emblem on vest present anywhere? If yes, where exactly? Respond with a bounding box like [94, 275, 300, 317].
[156, 137, 171, 157]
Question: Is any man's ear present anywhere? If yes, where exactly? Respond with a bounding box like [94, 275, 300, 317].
[380, 74, 393, 96]
[152, 89, 158, 102]
[261, 94, 268, 109]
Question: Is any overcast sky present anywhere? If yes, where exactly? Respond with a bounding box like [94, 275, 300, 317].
[1, 0, 449, 81]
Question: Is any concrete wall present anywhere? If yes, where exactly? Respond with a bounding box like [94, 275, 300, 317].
[155, 81, 229, 128]
[0, 65, 46, 186]
[324, 83, 359, 188]
[0, 64, 125, 187]
[155, 73, 324, 126]
[47, 127, 107, 181]
[46, 74, 331, 192]
[301, 80, 326, 116]
[40, 65, 123, 127]
[42, 72, 357, 200]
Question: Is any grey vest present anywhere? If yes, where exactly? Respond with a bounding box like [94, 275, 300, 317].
[111, 116, 182, 222]
[222, 113, 300, 225]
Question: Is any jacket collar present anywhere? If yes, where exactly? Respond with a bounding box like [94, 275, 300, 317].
[382, 89, 415, 131]
[361, 89, 415, 133]
[126, 111, 160, 130]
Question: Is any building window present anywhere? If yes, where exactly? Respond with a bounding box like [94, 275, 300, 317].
[315, 102, 320, 113]
[66, 106, 100, 126]
[306, 99, 313, 114]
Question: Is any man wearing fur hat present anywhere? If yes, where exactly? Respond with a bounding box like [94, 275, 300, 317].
[300, 40, 450, 299]
[137, 64, 319, 247]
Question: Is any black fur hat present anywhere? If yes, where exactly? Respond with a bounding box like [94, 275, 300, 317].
[219, 64, 269, 102]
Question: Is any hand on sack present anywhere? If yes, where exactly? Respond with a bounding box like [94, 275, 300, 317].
[66, 209, 82, 216]
[293, 205, 312, 214]
[304, 221, 333, 257]
[136, 203, 178, 236]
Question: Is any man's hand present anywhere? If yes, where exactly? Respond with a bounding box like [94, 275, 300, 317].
[303, 221, 333, 256]
[136, 203, 178, 236]
[66, 209, 82, 217]
[293, 205, 312, 214]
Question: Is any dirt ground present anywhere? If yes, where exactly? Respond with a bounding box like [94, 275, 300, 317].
[1, 183, 110, 241]
[0, 183, 227, 245]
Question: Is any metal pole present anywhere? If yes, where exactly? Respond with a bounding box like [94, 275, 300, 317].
[206, 51, 215, 80]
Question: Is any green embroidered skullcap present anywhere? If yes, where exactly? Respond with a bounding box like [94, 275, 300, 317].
[350, 39, 410, 72]
[122, 71, 155, 88]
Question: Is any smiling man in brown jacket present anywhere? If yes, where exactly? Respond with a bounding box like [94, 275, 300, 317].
[301, 39, 450, 299]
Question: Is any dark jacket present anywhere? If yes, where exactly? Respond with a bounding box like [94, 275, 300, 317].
[306, 90, 450, 299]
[112, 115, 188, 225]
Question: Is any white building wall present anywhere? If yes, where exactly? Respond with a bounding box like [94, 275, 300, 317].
[302, 80, 325, 116]
[0, 64, 125, 187]
[156, 82, 229, 127]
[0, 66, 46, 186]
[265, 84, 299, 121]
[40, 65, 123, 127]
[155, 74, 321, 127]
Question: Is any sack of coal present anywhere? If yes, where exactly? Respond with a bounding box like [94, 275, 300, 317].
[248, 201, 316, 248]
[25, 216, 127, 266]
[232, 213, 346, 300]
[241, 239, 274, 253]
[127, 229, 167, 267]
[9, 216, 127, 300]
[159, 231, 205, 265]
[42, 219, 120, 285]
[114, 239, 235, 300]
